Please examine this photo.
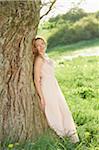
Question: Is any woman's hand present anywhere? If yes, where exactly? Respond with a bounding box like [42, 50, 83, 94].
[39, 97, 46, 112]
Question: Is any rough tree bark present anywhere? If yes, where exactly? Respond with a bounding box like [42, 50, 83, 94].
[0, 0, 49, 143]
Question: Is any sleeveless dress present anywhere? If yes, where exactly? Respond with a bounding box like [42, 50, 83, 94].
[40, 53, 80, 143]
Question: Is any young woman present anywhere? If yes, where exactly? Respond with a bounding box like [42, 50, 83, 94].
[33, 36, 80, 144]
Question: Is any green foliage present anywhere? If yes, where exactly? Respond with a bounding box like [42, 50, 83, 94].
[38, 9, 99, 49]
[95, 11, 99, 19]
[38, 7, 88, 40]
[49, 7, 87, 24]
[47, 15, 99, 48]
[62, 7, 88, 22]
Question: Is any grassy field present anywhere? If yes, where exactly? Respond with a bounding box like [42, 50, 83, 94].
[1, 39, 99, 150]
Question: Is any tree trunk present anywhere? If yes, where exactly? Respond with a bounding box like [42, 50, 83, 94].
[0, 1, 48, 143]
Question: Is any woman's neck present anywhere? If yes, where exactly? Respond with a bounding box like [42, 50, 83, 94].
[39, 52, 47, 57]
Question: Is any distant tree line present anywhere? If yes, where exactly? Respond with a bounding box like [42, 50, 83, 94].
[40, 8, 99, 48]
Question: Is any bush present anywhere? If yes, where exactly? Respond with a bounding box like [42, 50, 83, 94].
[47, 15, 99, 48]
[73, 15, 99, 40]
[62, 7, 88, 22]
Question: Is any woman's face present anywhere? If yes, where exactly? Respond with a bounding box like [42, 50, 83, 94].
[35, 39, 46, 55]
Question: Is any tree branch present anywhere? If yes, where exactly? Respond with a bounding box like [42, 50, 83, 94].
[40, 0, 56, 20]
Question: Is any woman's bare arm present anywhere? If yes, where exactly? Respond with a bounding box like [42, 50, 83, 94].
[34, 56, 44, 100]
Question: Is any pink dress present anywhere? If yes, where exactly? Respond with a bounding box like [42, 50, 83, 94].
[40, 54, 79, 143]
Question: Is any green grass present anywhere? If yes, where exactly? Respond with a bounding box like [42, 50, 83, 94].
[1, 39, 99, 150]
[53, 55, 99, 150]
